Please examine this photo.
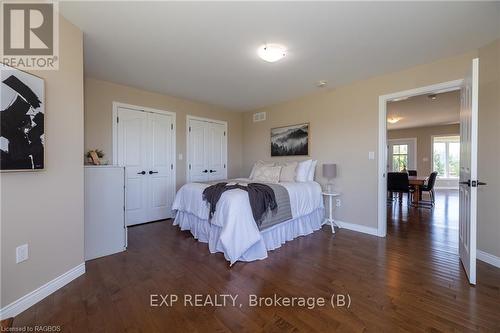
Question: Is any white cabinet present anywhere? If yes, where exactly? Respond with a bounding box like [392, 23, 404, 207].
[187, 117, 227, 182]
[116, 106, 176, 226]
[84, 166, 126, 261]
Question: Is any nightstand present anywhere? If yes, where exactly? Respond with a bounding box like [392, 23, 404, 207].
[322, 192, 341, 233]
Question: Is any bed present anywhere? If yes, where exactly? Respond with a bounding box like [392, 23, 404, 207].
[172, 178, 325, 265]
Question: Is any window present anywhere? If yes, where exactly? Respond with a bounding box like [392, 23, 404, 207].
[432, 136, 460, 178]
[392, 144, 408, 172]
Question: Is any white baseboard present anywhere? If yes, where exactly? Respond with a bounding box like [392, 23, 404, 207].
[477, 250, 500, 268]
[0, 263, 85, 320]
[336, 221, 379, 236]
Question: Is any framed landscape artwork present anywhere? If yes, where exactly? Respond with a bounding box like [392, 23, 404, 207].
[271, 123, 309, 156]
[0, 65, 45, 171]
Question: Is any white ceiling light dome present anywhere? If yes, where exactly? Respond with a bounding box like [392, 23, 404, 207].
[257, 44, 287, 63]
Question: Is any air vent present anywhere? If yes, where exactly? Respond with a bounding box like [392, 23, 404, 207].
[253, 112, 266, 122]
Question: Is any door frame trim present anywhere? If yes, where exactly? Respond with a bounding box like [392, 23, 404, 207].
[377, 79, 463, 237]
[186, 115, 228, 183]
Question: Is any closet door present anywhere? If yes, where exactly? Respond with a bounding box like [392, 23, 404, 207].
[148, 113, 174, 221]
[117, 107, 149, 226]
[208, 122, 227, 181]
[188, 119, 209, 182]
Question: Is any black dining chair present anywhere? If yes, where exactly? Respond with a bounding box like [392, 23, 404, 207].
[419, 172, 438, 206]
[387, 172, 413, 205]
[408, 170, 417, 176]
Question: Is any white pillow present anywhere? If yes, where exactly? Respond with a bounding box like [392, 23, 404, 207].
[249, 160, 274, 179]
[307, 160, 317, 181]
[295, 159, 313, 182]
[253, 165, 282, 183]
[279, 161, 298, 182]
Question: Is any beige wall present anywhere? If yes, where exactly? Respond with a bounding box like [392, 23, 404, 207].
[388, 124, 460, 187]
[84, 78, 244, 189]
[0, 17, 84, 307]
[477, 39, 500, 259]
[242, 51, 476, 229]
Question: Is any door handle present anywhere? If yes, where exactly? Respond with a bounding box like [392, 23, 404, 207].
[209, 170, 216, 173]
[477, 181, 487, 186]
[149, 171, 158, 175]
[202, 169, 208, 173]
[137, 171, 146, 175]
[459, 180, 471, 187]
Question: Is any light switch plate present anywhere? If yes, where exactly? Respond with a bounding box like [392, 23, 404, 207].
[368, 151, 375, 160]
[178, 153, 183, 160]
[16, 244, 28, 263]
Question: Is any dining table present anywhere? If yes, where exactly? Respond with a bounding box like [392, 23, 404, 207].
[408, 176, 429, 206]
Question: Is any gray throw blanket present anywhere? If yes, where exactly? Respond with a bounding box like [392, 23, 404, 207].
[202, 181, 292, 230]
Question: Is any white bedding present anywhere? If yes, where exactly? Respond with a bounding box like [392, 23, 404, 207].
[172, 179, 324, 264]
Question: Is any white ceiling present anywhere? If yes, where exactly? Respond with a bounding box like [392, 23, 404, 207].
[387, 90, 460, 130]
[60, 2, 500, 111]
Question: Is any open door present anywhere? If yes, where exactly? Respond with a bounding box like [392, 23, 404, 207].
[459, 58, 480, 285]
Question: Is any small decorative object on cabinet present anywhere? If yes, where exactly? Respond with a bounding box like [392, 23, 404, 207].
[86, 149, 104, 165]
[322, 192, 341, 234]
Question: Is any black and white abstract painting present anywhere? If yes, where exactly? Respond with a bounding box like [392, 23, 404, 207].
[271, 123, 309, 157]
[1, 65, 45, 171]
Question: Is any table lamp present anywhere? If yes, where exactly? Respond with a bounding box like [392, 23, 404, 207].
[322, 163, 337, 192]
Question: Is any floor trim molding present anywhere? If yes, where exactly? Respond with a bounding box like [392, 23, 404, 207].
[336, 221, 379, 237]
[0, 263, 85, 320]
[477, 250, 500, 268]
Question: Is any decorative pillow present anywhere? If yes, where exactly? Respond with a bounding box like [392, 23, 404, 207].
[307, 160, 318, 181]
[296, 159, 313, 182]
[279, 161, 298, 182]
[253, 166, 282, 183]
[249, 160, 275, 179]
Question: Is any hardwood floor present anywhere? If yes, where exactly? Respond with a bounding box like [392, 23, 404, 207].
[13, 190, 500, 332]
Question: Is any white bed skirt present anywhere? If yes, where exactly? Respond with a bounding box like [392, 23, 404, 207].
[173, 208, 325, 263]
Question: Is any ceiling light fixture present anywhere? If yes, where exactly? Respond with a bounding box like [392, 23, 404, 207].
[428, 94, 437, 100]
[387, 117, 402, 124]
[316, 80, 328, 88]
[257, 44, 286, 63]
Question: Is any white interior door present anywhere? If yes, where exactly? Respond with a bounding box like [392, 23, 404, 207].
[188, 119, 210, 182]
[117, 107, 149, 226]
[149, 113, 174, 221]
[117, 106, 175, 226]
[459, 58, 479, 285]
[208, 122, 227, 181]
[387, 138, 417, 172]
[187, 117, 227, 182]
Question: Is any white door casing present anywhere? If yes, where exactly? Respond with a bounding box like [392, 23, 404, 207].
[377, 79, 464, 238]
[459, 58, 479, 285]
[187, 116, 227, 182]
[115, 103, 176, 226]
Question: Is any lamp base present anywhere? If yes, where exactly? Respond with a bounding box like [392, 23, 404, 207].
[324, 182, 334, 193]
